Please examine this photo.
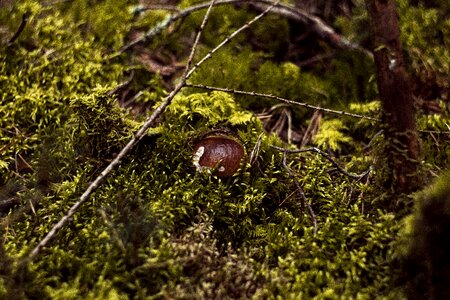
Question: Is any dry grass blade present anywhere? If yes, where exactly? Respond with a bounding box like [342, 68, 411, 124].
[249, 132, 264, 166]
[300, 109, 322, 147]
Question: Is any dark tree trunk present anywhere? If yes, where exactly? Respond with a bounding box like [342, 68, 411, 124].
[365, 0, 420, 192]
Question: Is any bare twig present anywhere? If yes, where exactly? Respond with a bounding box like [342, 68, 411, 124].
[271, 145, 371, 180]
[118, 0, 249, 53]
[186, 83, 380, 121]
[419, 129, 450, 134]
[273, 142, 373, 234]
[119, 0, 371, 57]
[297, 51, 335, 67]
[248, 1, 372, 57]
[185, 0, 280, 79]
[23, 89, 180, 263]
[23, 0, 219, 263]
[300, 109, 322, 147]
[363, 129, 383, 150]
[122, 90, 145, 108]
[137, 5, 180, 13]
[107, 71, 135, 96]
[42, 0, 74, 6]
[24, 0, 280, 263]
[7, 13, 29, 46]
[281, 151, 318, 235]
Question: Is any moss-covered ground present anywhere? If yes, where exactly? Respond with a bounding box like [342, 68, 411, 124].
[1, 0, 449, 299]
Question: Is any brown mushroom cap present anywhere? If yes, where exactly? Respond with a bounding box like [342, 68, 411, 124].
[192, 135, 245, 177]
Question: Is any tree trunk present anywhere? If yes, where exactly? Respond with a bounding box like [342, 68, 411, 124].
[365, 0, 420, 192]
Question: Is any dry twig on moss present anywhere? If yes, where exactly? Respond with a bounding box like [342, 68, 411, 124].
[7, 13, 29, 46]
[271, 144, 373, 235]
[25, 0, 281, 263]
[247, 1, 372, 57]
[271, 145, 371, 181]
[24, 0, 219, 263]
[120, 0, 371, 57]
[186, 83, 380, 121]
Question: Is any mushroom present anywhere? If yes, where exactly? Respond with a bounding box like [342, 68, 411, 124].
[192, 134, 245, 177]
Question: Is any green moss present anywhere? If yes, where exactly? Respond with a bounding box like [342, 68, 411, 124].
[1, 0, 450, 298]
[398, 171, 450, 299]
[313, 119, 353, 152]
[399, 1, 450, 94]
[168, 91, 254, 127]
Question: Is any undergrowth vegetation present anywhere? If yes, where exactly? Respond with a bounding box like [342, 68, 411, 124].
[0, 0, 449, 299]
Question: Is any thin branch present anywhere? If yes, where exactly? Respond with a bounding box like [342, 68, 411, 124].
[25, 0, 281, 263]
[297, 51, 335, 67]
[122, 90, 145, 108]
[23, 0, 219, 263]
[281, 151, 318, 235]
[183, 0, 218, 79]
[185, 0, 280, 79]
[186, 83, 380, 121]
[119, 1, 239, 53]
[419, 129, 450, 134]
[119, 0, 371, 57]
[248, 2, 372, 57]
[23, 90, 178, 263]
[137, 5, 180, 13]
[118, 16, 171, 54]
[42, 0, 74, 6]
[118, 0, 249, 53]
[271, 145, 371, 180]
[7, 13, 29, 46]
[107, 71, 135, 96]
